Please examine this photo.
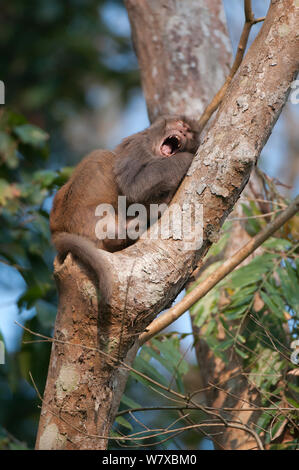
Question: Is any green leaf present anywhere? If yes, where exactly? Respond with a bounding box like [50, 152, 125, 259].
[241, 202, 263, 235]
[286, 397, 299, 409]
[0, 110, 27, 127]
[270, 413, 287, 441]
[132, 355, 168, 387]
[53, 167, 74, 186]
[214, 338, 234, 352]
[263, 237, 292, 251]
[257, 411, 273, 431]
[151, 338, 189, 376]
[278, 265, 299, 313]
[33, 170, 58, 188]
[235, 347, 249, 359]
[142, 345, 174, 375]
[205, 336, 227, 363]
[260, 292, 284, 319]
[229, 285, 257, 302]
[224, 304, 250, 321]
[205, 228, 230, 258]
[206, 319, 217, 335]
[229, 254, 276, 289]
[191, 276, 221, 328]
[141, 341, 187, 393]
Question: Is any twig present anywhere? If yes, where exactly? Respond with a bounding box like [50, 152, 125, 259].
[139, 195, 299, 344]
[240, 198, 287, 208]
[227, 209, 283, 221]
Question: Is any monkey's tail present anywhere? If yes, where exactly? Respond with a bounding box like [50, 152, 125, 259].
[52, 232, 114, 303]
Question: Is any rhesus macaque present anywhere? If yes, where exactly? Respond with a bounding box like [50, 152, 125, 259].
[50, 116, 199, 286]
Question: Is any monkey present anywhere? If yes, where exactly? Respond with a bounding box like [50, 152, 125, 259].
[50, 115, 199, 296]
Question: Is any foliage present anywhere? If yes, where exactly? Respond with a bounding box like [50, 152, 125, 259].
[0, 109, 71, 310]
[0, 108, 68, 446]
[0, 0, 138, 124]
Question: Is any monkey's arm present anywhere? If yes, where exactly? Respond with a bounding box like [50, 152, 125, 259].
[115, 152, 193, 204]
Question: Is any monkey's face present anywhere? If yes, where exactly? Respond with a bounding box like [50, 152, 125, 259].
[158, 119, 197, 158]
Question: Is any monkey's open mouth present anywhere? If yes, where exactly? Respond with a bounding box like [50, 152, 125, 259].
[161, 135, 181, 157]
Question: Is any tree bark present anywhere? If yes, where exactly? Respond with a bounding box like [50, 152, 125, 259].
[36, 0, 299, 449]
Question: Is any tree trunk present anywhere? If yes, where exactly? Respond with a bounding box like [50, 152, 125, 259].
[191, 171, 267, 450]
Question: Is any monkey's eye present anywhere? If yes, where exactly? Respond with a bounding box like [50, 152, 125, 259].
[160, 135, 181, 157]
